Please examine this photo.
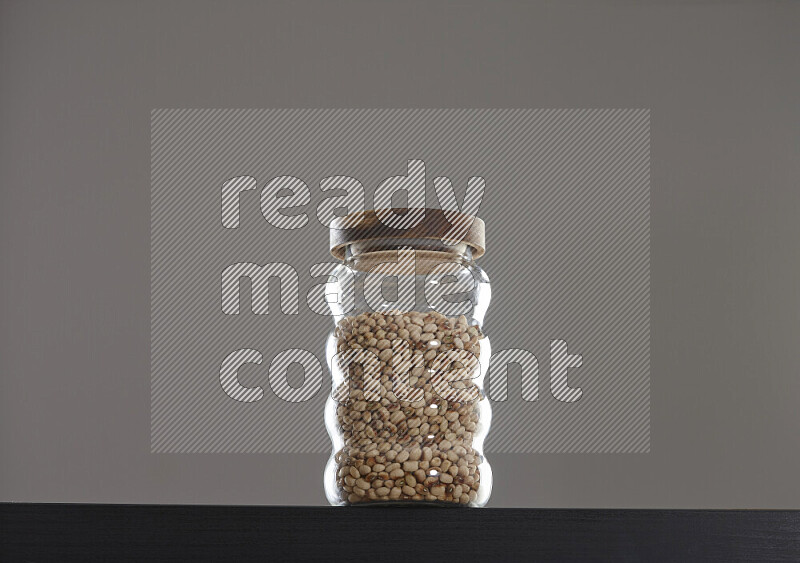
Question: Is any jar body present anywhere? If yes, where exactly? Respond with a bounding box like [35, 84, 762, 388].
[324, 245, 492, 506]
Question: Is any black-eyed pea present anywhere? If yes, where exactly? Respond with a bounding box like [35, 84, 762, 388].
[402, 461, 419, 472]
[420, 333, 435, 343]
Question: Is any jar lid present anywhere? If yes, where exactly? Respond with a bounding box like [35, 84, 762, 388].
[329, 208, 485, 260]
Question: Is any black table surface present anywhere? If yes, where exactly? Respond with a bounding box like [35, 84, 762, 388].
[2, 504, 799, 562]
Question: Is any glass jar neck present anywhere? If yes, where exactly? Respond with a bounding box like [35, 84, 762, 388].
[345, 237, 473, 260]
[343, 238, 474, 274]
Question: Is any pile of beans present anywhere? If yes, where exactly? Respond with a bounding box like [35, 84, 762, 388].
[332, 310, 486, 505]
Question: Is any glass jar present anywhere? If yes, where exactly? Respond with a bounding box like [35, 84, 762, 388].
[323, 209, 492, 506]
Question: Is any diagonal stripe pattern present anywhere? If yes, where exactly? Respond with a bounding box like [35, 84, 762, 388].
[151, 109, 650, 454]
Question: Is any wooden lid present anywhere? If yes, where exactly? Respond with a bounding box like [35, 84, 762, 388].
[329, 208, 486, 260]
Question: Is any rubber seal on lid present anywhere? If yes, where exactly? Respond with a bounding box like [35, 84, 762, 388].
[329, 208, 485, 260]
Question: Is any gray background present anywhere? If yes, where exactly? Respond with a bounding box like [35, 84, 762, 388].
[1, 0, 798, 507]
